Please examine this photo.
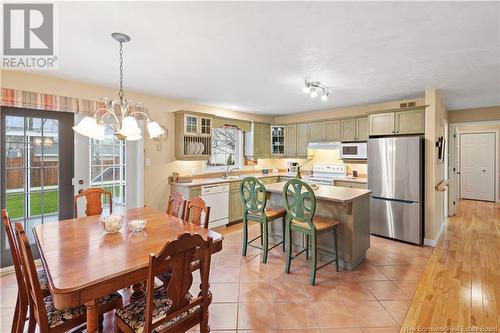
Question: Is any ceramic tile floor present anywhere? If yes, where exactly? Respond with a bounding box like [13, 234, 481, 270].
[0, 221, 433, 332]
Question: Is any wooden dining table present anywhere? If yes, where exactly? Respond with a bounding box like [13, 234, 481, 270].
[33, 206, 223, 333]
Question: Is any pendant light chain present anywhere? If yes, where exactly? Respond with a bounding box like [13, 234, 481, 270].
[119, 41, 124, 101]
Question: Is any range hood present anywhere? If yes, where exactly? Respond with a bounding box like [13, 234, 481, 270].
[308, 141, 341, 149]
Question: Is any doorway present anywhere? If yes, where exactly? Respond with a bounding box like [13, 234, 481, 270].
[1, 107, 74, 267]
[459, 132, 495, 201]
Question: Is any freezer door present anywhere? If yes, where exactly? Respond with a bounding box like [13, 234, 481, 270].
[368, 136, 422, 202]
[370, 197, 422, 244]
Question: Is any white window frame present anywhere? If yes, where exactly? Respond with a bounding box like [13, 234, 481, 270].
[204, 127, 244, 173]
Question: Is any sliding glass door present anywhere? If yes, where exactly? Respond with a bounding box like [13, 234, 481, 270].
[1, 107, 74, 267]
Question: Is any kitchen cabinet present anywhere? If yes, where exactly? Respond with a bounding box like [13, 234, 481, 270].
[245, 122, 271, 159]
[368, 109, 425, 136]
[175, 112, 212, 161]
[341, 117, 368, 142]
[271, 126, 286, 156]
[309, 123, 325, 142]
[261, 176, 279, 184]
[297, 123, 309, 157]
[324, 121, 341, 141]
[285, 125, 297, 157]
[183, 114, 212, 137]
[334, 180, 368, 189]
[229, 182, 243, 223]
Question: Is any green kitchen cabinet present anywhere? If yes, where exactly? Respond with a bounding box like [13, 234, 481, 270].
[368, 109, 424, 136]
[229, 182, 243, 223]
[297, 123, 309, 157]
[324, 120, 341, 141]
[356, 117, 368, 141]
[341, 119, 356, 142]
[309, 122, 325, 142]
[285, 124, 297, 157]
[245, 122, 271, 159]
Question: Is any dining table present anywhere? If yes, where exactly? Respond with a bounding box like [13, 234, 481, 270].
[33, 206, 224, 333]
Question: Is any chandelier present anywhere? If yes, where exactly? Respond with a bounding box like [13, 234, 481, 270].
[302, 79, 331, 101]
[73, 32, 164, 141]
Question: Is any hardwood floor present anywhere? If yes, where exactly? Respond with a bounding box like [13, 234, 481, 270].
[402, 199, 500, 332]
[1, 199, 496, 332]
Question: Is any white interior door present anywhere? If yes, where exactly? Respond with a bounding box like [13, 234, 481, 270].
[460, 132, 495, 201]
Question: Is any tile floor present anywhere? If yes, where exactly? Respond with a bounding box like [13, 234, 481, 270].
[0, 221, 433, 332]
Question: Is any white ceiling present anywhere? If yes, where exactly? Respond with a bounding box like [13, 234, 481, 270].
[51, 1, 499, 114]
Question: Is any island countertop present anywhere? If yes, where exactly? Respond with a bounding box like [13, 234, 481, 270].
[265, 181, 371, 203]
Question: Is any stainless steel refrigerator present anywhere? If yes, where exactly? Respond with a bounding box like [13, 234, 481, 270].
[368, 136, 424, 245]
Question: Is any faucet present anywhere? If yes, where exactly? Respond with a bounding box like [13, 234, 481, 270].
[225, 166, 240, 178]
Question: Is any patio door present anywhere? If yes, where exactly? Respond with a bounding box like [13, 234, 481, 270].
[1, 107, 74, 267]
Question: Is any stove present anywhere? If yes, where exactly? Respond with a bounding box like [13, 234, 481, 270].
[308, 163, 346, 185]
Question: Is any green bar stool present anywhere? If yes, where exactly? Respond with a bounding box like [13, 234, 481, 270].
[282, 179, 340, 286]
[240, 177, 286, 263]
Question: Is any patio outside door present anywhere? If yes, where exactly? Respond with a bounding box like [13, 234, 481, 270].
[1, 107, 74, 267]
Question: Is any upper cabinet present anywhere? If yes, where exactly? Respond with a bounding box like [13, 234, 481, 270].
[175, 112, 212, 160]
[296, 123, 309, 157]
[245, 122, 271, 159]
[285, 124, 297, 157]
[309, 120, 340, 142]
[368, 109, 425, 136]
[309, 123, 325, 142]
[341, 117, 368, 142]
[271, 125, 286, 156]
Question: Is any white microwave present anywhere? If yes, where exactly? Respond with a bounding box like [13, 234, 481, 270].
[340, 142, 367, 160]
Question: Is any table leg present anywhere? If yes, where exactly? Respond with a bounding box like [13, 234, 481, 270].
[130, 281, 146, 301]
[85, 299, 99, 333]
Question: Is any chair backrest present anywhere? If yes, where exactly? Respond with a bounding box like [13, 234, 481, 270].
[15, 223, 50, 330]
[184, 196, 210, 229]
[167, 192, 186, 218]
[240, 177, 267, 218]
[1, 209, 29, 306]
[144, 233, 212, 332]
[282, 179, 317, 230]
[73, 187, 112, 218]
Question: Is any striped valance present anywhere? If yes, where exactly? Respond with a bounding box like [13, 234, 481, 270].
[1, 88, 147, 115]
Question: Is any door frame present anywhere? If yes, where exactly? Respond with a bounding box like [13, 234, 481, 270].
[1, 106, 74, 267]
[449, 120, 499, 214]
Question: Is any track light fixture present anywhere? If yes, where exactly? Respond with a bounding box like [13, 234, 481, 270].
[303, 79, 331, 102]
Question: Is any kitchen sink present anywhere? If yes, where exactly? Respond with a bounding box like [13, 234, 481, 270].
[219, 175, 242, 180]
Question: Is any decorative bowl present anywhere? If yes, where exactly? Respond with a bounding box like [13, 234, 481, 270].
[128, 218, 147, 232]
[100, 214, 123, 234]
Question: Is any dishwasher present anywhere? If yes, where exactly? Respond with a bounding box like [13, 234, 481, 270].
[200, 183, 229, 228]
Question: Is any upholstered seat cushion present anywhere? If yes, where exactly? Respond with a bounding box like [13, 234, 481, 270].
[37, 269, 50, 292]
[291, 216, 340, 231]
[45, 292, 122, 328]
[116, 289, 200, 333]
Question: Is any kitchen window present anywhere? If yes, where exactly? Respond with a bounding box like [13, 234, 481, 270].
[205, 127, 243, 172]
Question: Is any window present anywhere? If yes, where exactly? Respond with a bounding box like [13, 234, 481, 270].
[205, 127, 243, 172]
[89, 125, 126, 208]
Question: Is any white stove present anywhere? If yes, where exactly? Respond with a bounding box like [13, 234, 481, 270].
[308, 163, 346, 185]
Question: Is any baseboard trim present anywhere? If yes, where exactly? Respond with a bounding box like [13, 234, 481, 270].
[1, 259, 42, 276]
[424, 221, 445, 247]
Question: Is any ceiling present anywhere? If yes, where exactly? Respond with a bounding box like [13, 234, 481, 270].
[51, 1, 499, 114]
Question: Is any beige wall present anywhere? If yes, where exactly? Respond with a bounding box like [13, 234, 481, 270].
[448, 106, 500, 123]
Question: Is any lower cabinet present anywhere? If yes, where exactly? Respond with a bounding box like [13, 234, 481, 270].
[229, 182, 243, 223]
[334, 180, 368, 189]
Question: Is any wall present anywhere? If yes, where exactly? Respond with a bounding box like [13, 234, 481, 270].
[1, 70, 273, 209]
[424, 88, 448, 245]
[448, 106, 500, 123]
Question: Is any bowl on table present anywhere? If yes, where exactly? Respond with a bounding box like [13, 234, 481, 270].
[128, 218, 147, 232]
[100, 214, 123, 234]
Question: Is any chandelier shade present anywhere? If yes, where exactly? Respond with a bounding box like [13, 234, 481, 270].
[147, 120, 164, 139]
[72, 116, 105, 140]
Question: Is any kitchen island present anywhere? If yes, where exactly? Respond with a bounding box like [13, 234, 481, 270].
[265, 181, 371, 270]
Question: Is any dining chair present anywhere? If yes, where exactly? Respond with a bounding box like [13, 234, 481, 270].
[184, 196, 210, 229]
[115, 233, 213, 333]
[166, 192, 186, 218]
[73, 187, 113, 218]
[2, 209, 50, 333]
[14, 223, 123, 333]
[282, 179, 340, 286]
[240, 177, 286, 263]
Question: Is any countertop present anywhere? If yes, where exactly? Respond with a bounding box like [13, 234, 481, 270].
[334, 176, 368, 184]
[265, 181, 371, 203]
[170, 172, 290, 188]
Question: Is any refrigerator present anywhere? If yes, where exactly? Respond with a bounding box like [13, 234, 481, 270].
[368, 136, 424, 245]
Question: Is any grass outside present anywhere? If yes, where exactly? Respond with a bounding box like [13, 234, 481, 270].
[6, 191, 58, 219]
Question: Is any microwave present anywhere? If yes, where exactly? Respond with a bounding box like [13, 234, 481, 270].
[340, 142, 367, 160]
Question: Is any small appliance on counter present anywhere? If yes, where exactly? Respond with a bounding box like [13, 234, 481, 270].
[308, 163, 346, 185]
[340, 142, 367, 160]
[287, 161, 300, 173]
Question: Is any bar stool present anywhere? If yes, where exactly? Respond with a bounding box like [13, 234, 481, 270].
[282, 179, 340, 285]
[240, 177, 286, 263]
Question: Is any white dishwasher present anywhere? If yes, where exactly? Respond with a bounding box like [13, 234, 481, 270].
[201, 183, 229, 228]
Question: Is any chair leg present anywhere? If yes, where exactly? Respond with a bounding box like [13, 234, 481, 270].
[334, 228, 339, 272]
[27, 307, 36, 333]
[12, 296, 19, 333]
[285, 220, 292, 274]
[310, 234, 317, 286]
[305, 235, 310, 260]
[15, 297, 28, 333]
[281, 216, 286, 252]
[259, 223, 264, 245]
[262, 221, 269, 264]
[242, 218, 248, 257]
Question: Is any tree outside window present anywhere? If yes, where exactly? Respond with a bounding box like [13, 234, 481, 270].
[206, 127, 242, 170]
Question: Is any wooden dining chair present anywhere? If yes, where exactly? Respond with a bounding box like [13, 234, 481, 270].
[184, 196, 210, 230]
[14, 223, 123, 333]
[282, 179, 340, 286]
[2, 209, 50, 333]
[115, 233, 213, 333]
[240, 177, 286, 263]
[73, 188, 113, 218]
[166, 192, 186, 218]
